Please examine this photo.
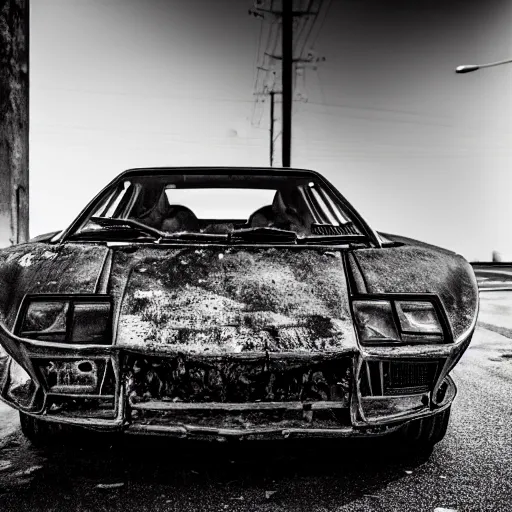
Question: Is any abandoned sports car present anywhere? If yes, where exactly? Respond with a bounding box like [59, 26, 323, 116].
[0, 167, 478, 447]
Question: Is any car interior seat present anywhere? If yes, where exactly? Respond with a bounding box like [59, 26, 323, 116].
[134, 188, 199, 232]
[247, 205, 275, 227]
[160, 205, 199, 233]
[271, 187, 314, 234]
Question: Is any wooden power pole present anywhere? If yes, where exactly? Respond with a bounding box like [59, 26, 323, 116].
[270, 91, 275, 166]
[281, 0, 293, 168]
[0, 0, 29, 247]
[251, 1, 326, 168]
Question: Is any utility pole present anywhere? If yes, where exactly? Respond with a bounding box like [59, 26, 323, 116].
[281, 0, 293, 167]
[251, 0, 328, 167]
[270, 91, 275, 166]
[0, 0, 29, 247]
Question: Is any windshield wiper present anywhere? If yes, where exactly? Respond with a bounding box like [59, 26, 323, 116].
[79, 218, 230, 243]
[159, 232, 228, 242]
[228, 227, 297, 244]
[72, 219, 300, 244]
[73, 217, 164, 239]
[299, 234, 368, 246]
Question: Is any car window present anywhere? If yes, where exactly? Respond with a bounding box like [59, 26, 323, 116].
[307, 183, 350, 226]
[93, 180, 132, 218]
[164, 187, 275, 220]
[71, 172, 363, 240]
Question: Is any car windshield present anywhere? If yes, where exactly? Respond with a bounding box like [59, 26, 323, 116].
[71, 171, 363, 241]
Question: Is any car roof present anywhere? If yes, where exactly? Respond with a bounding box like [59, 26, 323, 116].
[117, 166, 323, 180]
[54, 165, 381, 248]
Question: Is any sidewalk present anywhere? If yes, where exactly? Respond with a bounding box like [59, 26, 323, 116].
[0, 402, 18, 441]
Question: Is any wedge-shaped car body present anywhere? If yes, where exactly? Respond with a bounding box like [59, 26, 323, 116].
[0, 168, 478, 447]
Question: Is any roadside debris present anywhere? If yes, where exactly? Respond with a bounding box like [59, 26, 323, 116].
[265, 490, 277, 500]
[96, 482, 125, 489]
[13, 465, 43, 477]
[434, 508, 457, 512]
[404, 470, 413, 475]
[0, 460, 12, 472]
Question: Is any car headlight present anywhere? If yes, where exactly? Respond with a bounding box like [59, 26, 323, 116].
[352, 298, 445, 345]
[395, 301, 443, 337]
[15, 295, 112, 345]
[352, 301, 400, 343]
[19, 300, 68, 342]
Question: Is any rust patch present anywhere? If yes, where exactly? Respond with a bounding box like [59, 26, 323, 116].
[114, 247, 356, 353]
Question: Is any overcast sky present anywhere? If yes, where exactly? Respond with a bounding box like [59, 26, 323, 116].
[30, 0, 512, 260]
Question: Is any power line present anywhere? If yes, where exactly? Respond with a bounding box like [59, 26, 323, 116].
[251, 6, 281, 127]
[249, 0, 328, 164]
[252, 16, 264, 88]
[295, 0, 318, 61]
[36, 86, 255, 104]
[306, 0, 332, 54]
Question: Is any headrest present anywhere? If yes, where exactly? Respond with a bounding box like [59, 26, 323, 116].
[272, 188, 301, 219]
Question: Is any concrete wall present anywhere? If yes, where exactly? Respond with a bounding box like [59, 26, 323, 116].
[0, 0, 29, 247]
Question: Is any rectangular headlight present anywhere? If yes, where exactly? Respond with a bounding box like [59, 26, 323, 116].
[352, 298, 445, 345]
[70, 302, 111, 344]
[16, 295, 112, 345]
[19, 301, 68, 342]
[395, 301, 442, 335]
[352, 300, 399, 343]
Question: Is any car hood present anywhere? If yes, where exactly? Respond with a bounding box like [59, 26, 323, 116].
[0, 237, 478, 354]
[110, 246, 357, 354]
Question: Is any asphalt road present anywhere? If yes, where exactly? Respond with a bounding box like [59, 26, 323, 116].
[0, 285, 511, 510]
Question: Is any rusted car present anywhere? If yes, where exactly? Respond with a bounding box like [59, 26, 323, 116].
[0, 167, 478, 448]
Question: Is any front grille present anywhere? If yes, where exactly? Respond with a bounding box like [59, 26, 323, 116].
[125, 354, 352, 404]
[360, 360, 440, 397]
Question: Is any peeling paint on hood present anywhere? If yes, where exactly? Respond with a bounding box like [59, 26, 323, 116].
[113, 247, 357, 354]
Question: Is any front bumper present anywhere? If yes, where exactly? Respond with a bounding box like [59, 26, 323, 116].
[0, 315, 468, 440]
[122, 373, 455, 441]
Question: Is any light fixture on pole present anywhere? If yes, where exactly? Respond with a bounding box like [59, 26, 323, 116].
[456, 58, 512, 74]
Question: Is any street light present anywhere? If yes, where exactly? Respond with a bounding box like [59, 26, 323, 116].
[455, 57, 512, 263]
[455, 58, 512, 73]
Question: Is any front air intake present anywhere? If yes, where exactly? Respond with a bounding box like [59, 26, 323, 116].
[361, 360, 441, 397]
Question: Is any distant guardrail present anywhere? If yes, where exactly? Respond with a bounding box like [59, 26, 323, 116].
[470, 263, 512, 291]
[471, 262, 512, 268]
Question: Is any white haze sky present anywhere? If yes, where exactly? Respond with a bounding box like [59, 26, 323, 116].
[30, 0, 512, 261]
